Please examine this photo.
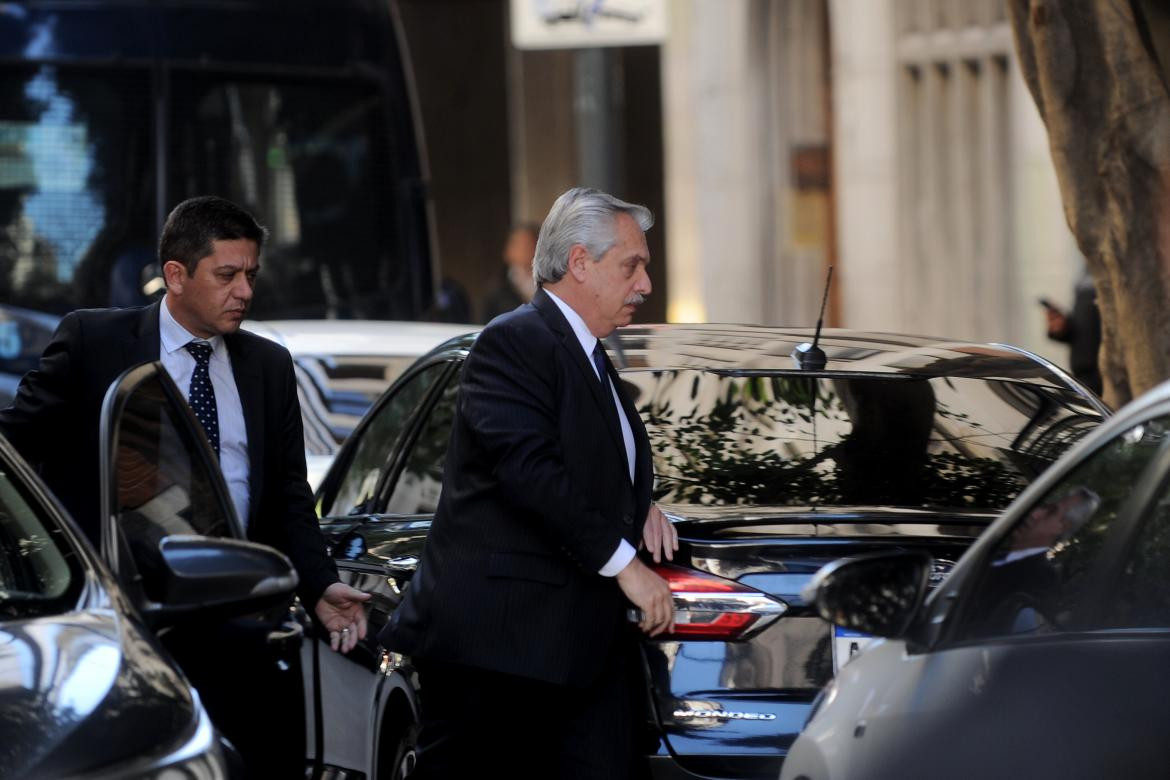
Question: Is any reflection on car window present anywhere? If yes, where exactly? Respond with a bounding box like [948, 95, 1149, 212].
[329, 363, 447, 517]
[0, 464, 81, 619]
[114, 372, 234, 598]
[384, 368, 461, 516]
[959, 416, 1170, 640]
[1111, 457, 1170, 629]
[629, 372, 1102, 510]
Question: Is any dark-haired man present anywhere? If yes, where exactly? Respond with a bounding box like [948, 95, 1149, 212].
[0, 195, 368, 771]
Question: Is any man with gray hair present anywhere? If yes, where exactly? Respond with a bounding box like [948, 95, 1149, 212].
[381, 187, 676, 778]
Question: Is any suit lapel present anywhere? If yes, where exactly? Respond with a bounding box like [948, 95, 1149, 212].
[532, 289, 629, 468]
[122, 302, 163, 368]
[225, 332, 265, 533]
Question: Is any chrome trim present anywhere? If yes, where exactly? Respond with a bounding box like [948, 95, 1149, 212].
[990, 341, 1111, 415]
[671, 591, 788, 617]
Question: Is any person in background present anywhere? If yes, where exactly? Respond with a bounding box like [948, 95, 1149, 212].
[1044, 270, 1103, 394]
[480, 222, 539, 322]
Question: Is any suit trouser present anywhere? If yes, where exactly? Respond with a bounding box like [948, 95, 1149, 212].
[412, 647, 646, 780]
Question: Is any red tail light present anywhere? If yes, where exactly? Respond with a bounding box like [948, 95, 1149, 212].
[639, 562, 787, 641]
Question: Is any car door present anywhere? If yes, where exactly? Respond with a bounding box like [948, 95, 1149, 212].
[98, 361, 307, 777]
[850, 411, 1170, 779]
[309, 355, 461, 777]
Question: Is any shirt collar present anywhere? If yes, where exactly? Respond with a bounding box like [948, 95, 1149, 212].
[159, 296, 224, 356]
[543, 288, 598, 359]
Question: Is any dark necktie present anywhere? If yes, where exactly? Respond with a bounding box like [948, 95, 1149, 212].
[185, 340, 220, 457]
[592, 342, 609, 389]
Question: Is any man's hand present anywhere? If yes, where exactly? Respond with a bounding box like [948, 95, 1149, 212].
[640, 503, 678, 563]
[616, 557, 674, 637]
[1044, 306, 1069, 339]
[315, 582, 372, 653]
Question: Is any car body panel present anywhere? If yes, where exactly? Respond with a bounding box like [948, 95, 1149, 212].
[783, 380, 1170, 780]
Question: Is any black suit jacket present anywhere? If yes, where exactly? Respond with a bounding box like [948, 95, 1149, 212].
[382, 288, 653, 687]
[0, 302, 337, 607]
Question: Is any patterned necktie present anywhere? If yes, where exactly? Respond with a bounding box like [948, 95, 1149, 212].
[592, 342, 609, 388]
[185, 340, 220, 457]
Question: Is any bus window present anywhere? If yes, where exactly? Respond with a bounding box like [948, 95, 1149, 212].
[169, 75, 413, 321]
[0, 65, 155, 316]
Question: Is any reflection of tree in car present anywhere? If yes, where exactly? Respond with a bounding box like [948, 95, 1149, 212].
[641, 372, 1032, 510]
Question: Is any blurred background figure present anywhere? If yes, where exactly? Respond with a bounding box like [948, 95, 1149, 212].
[1044, 271, 1102, 395]
[480, 223, 538, 322]
[424, 276, 473, 323]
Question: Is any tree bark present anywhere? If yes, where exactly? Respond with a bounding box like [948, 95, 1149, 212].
[1007, 0, 1170, 408]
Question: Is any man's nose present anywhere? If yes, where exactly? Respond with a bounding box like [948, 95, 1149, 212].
[233, 276, 254, 301]
[635, 266, 652, 295]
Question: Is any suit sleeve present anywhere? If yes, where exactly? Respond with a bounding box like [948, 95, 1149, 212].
[0, 312, 81, 464]
[459, 322, 627, 574]
[271, 351, 338, 608]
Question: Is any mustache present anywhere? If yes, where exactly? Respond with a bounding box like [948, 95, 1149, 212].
[625, 293, 645, 306]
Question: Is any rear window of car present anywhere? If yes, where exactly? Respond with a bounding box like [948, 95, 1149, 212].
[627, 371, 1104, 511]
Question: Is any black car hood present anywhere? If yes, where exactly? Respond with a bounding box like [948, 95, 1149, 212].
[0, 609, 197, 778]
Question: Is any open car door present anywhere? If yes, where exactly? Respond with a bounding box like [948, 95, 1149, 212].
[97, 361, 308, 776]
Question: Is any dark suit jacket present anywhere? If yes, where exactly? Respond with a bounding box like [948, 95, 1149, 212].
[0, 302, 337, 607]
[382, 288, 653, 687]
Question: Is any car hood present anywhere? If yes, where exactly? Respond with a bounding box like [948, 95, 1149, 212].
[0, 609, 197, 778]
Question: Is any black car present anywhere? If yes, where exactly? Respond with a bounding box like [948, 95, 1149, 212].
[313, 325, 1108, 779]
[784, 376, 1170, 779]
[0, 362, 301, 777]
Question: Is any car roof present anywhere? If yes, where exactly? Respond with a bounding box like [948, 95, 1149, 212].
[608, 325, 1077, 386]
[242, 320, 475, 358]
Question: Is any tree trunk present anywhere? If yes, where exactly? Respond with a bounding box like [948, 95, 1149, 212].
[1007, 0, 1170, 408]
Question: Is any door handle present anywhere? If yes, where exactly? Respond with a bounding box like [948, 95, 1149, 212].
[383, 555, 419, 579]
[267, 621, 304, 652]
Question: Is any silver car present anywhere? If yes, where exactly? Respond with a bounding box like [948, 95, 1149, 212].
[783, 379, 1170, 780]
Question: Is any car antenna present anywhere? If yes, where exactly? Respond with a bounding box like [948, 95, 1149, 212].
[791, 266, 834, 370]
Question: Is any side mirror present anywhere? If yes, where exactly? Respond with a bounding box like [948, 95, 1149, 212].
[803, 551, 932, 639]
[139, 535, 299, 623]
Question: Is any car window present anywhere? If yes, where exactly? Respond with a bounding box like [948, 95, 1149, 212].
[629, 372, 1101, 510]
[327, 362, 447, 517]
[0, 462, 82, 619]
[383, 367, 462, 516]
[956, 416, 1170, 641]
[1109, 457, 1170, 629]
[111, 370, 238, 582]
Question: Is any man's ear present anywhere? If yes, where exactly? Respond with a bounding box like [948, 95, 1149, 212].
[161, 260, 188, 294]
[567, 245, 591, 282]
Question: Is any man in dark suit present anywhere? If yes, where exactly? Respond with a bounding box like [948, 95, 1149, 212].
[382, 187, 677, 779]
[0, 196, 369, 768]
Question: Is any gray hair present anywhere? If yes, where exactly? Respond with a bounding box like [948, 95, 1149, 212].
[532, 187, 654, 286]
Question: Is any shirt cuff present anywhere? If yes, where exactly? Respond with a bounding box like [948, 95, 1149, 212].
[598, 539, 637, 577]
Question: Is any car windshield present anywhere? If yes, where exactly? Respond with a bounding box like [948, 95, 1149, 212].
[0, 461, 82, 619]
[627, 371, 1103, 510]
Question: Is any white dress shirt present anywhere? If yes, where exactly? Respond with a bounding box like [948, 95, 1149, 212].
[544, 289, 637, 577]
[159, 297, 251, 528]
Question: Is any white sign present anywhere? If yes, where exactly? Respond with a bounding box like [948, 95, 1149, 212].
[510, 0, 668, 50]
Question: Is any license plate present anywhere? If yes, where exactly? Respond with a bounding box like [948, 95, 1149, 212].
[833, 626, 876, 672]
